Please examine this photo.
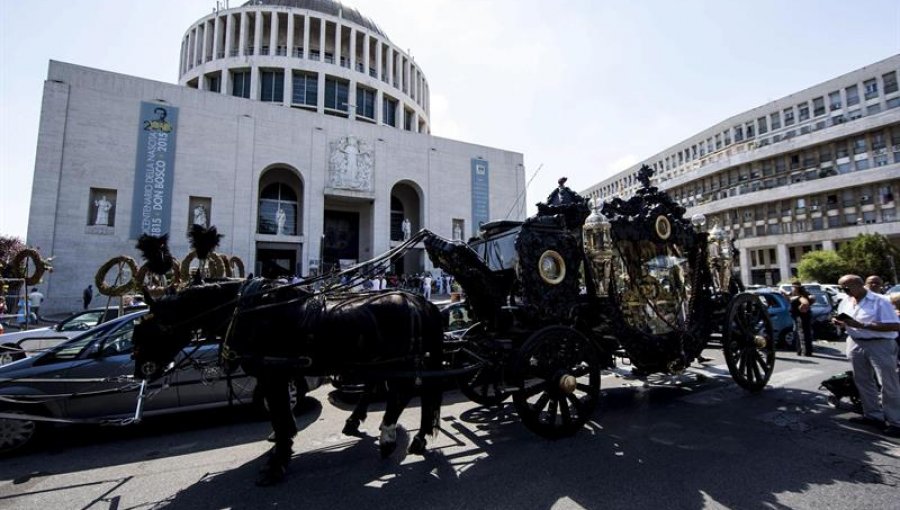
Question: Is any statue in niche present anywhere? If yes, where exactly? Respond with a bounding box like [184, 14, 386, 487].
[453, 223, 462, 241]
[328, 136, 374, 191]
[193, 205, 208, 227]
[276, 207, 287, 235]
[401, 218, 412, 241]
[94, 195, 112, 226]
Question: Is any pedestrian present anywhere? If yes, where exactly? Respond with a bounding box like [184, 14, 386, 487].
[833, 274, 900, 437]
[865, 275, 884, 294]
[423, 273, 433, 300]
[789, 281, 814, 356]
[28, 287, 44, 322]
[83, 284, 93, 309]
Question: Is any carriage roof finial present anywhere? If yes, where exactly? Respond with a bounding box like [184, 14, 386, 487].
[637, 164, 654, 189]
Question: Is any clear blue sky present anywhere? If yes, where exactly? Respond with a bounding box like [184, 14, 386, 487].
[2, 0, 899, 240]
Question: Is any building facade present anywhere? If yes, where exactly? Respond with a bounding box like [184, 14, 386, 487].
[27, 0, 525, 312]
[583, 55, 900, 286]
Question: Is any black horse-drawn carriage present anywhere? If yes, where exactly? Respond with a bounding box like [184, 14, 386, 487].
[425, 165, 774, 438]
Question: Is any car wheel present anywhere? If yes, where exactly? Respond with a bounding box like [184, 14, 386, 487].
[0, 411, 39, 455]
[0, 344, 26, 366]
[778, 330, 795, 350]
[255, 377, 308, 415]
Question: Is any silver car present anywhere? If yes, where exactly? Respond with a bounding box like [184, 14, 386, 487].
[0, 310, 321, 455]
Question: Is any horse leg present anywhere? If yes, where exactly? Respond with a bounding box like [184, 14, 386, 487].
[342, 381, 372, 437]
[256, 372, 298, 487]
[378, 380, 412, 459]
[409, 377, 443, 456]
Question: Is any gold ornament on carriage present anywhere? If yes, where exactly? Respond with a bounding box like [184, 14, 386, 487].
[654, 215, 671, 240]
[537, 250, 566, 285]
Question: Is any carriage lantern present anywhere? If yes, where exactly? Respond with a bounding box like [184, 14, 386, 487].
[582, 198, 613, 295]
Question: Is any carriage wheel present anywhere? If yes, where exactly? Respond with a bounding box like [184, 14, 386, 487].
[723, 293, 775, 393]
[456, 324, 512, 407]
[512, 326, 601, 439]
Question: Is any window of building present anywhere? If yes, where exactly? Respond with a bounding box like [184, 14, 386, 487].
[852, 137, 867, 154]
[836, 162, 851, 174]
[734, 125, 743, 142]
[745, 122, 755, 138]
[829, 90, 842, 110]
[205, 73, 221, 93]
[867, 103, 882, 115]
[884, 71, 899, 94]
[812, 97, 825, 116]
[757, 116, 767, 134]
[403, 108, 414, 131]
[382, 96, 397, 126]
[258, 183, 298, 235]
[864, 78, 878, 100]
[292, 72, 318, 106]
[715, 133, 722, 149]
[848, 109, 863, 120]
[846, 84, 860, 106]
[770, 112, 781, 130]
[836, 141, 849, 158]
[812, 217, 824, 230]
[875, 154, 890, 167]
[798, 102, 810, 122]
[856, 158, 870, 171]
[783, 107, 795, 126]
[356, 86, 376, 119]
[888, 97, 900, 109]
[724, 130, 731, 145]
[324, 77, 349, 112]
[884, 209, 897, 222]
[844, 213, 858, 226]
[231, 70, 251, 98]
[259, 70, 284, 102]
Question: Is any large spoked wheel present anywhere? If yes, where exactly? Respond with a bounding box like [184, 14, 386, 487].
[512, 326, 601, 439]
[456, 324, 512, 407]
[723, 293, 775, 392]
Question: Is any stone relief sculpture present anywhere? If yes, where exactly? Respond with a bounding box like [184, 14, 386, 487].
[193, 205, 208, 227]
[328, 136, 374, 191]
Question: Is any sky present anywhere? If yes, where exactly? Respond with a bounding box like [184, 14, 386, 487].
[1, 0, 899, 240]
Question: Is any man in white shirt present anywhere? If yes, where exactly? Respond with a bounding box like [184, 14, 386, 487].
[834, 274, 900, 437]
[28, 287, 44, 321]
[423, 274, 433, 300]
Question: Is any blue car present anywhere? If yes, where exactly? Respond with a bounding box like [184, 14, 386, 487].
[752, 291, 795, 349]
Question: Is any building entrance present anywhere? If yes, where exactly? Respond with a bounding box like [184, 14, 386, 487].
[256, 248, 297, 278]
[323, 210, 360, 272]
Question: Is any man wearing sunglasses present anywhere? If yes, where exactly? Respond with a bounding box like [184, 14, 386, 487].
[834, 274, 900, 437]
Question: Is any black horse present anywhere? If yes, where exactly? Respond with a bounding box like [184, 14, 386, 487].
[132, 278, 445, 485]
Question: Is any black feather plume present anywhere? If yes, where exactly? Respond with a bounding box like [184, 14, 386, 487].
[188, 224, 223, 260]
[135, 234, 173, 275]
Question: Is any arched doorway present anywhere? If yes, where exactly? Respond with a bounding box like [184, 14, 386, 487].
[389, 181, 423, 275]
[256, 167, 303, 278]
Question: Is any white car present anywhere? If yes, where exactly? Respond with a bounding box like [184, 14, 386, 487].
[1, 306, 145, 365]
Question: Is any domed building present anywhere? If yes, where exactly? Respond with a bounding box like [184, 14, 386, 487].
[27, 0, 525, 312]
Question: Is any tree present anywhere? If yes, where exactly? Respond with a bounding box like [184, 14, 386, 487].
[797, 250, 851, 284]
[0, 235, 25, 277]
[837, 233, 900, 283]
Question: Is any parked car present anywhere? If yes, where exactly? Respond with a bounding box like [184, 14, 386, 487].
[808, 290, 842, 340]
[0, 310, 323, 455]
[0, 306, 147, 365]
[777, 282, 823, 295]
[752, 291, 795, 349]
[886, 284, 900, 295]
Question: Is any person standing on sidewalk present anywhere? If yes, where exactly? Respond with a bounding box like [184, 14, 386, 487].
[789, 282, 814, 356]
[28, 287, 44, 322]
[834, 274, 900, 437]
[83, 284, 93, 309]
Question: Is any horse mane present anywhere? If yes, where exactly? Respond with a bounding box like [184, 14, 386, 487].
[152, 279, 242, 334]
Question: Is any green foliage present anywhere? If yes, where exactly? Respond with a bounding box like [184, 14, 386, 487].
[837, 233, 900, 282]
[0, 235, 25, 274]
[797, 250, 851, 284]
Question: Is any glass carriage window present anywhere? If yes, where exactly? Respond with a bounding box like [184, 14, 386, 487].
[292, 72, 318, 106]
[260, 70, 284, 102]
[258, 183, 298, 235]
[324, 77, 349, 111]
[231, 70, 251, 98]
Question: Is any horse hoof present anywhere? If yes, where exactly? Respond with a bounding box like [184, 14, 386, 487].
[380, 442, 397, 459]
[408, 436, 427, 455]
[343, 419, 364, 437]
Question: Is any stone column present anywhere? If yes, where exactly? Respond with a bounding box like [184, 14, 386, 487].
[270, 11, 279, 56]
[316, 72, 325, 112]
[254, 10, 263, 55]
[349, 28, 356, 71]
[212, 15, 221, 61]
[376, 40, 383, 81]
[334, 22, 341, 66]
[303, 16, 310, 59]
[286, 13, 295, 58]
[363, 33, 370, 76]
[239, 11, 248, 56]
[319, 18, 326, 61]
[739, 247, 751, 286]
[375, 88, 383, 125]
[776, 243, 791, 282]
[822, 239, 835, 251]
[224, 13, 234, 59]
[284, 67, 293, 105]
[249, 65, 259, 101]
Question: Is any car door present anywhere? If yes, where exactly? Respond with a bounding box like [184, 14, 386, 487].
[61, 316, 177, 420]
[171, 337, 255, 408]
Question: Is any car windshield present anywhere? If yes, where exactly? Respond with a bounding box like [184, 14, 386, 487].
[58, 310, 106, 332]
[50, 315, 138, 360]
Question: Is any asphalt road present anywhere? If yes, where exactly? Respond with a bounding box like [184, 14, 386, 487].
[1, 340, 898, 510]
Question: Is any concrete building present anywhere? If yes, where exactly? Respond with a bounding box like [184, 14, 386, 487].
[27, 0, 525, 312]
[583, 54, 900, 286]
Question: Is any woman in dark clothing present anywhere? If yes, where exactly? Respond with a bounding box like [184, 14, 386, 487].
[789, 282, 814, 356]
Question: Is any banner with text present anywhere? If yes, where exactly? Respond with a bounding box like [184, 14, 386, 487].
[130, 102, 178, 239]
[470, 159, 490, 236]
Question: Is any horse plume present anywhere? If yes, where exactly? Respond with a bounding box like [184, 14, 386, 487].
[136, 233, 173, 275]
[188, 224, 223, 260]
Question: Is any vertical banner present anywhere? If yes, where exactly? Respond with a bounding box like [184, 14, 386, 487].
[130, 102, 178, 238]
[470, 158, 490, 236]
